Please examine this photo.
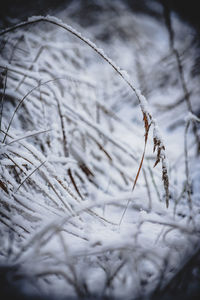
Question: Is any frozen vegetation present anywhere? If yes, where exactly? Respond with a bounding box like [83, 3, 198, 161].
[0, 1, 200, 299]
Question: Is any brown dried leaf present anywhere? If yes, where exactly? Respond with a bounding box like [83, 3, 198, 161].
[0, 180, 8, 194]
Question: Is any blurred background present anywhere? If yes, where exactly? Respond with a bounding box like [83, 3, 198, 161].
[1, 0, 200, 30]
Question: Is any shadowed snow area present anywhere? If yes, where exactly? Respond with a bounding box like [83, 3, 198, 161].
[0, 1, 200, 299]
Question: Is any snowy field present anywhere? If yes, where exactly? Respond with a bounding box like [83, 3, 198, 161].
[0, 1, 200, 299]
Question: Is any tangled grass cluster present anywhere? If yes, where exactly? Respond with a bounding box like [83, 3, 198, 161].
[0, 2, 200, 299]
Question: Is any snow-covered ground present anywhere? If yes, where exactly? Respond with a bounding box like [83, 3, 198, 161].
[0, 1, 200, 299]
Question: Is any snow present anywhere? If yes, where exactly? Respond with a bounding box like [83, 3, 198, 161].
[0, 2, 200, 299]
